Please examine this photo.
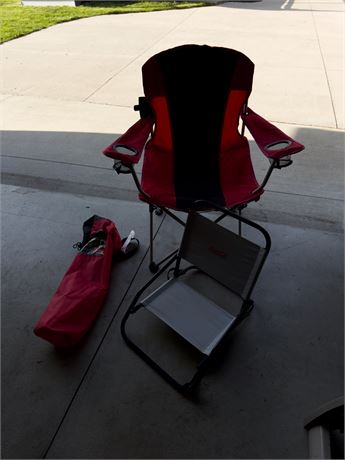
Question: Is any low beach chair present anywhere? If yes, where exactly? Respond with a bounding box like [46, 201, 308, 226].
[121, 202, 271, 392]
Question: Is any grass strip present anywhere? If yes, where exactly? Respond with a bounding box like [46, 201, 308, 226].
[0, 0, 208, 44]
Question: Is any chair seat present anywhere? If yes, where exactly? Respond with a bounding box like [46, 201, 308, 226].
[139, 174, 263, 210]
[140, 141, 263, 210]
[141, 278, 236, 355]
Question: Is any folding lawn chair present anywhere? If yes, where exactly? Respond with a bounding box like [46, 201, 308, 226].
[121, 202, 271, 393]
[103, 44, 304, 273]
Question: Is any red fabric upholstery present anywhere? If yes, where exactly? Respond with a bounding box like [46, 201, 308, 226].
[138, 45, 260, 210]
[242, 107, 305, 159]
[138, 57, 262, 210]
[139, 135, 263, 210]
[139, 96, 176, 208]
[102, 45, 304, 211]
[103, 117, 154, 164]
[34, 216, 122, 347]
[220, 137, 263, 208]
[220, 89, 263, 208]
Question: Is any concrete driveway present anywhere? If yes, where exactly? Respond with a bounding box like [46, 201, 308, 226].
[1, 1, 344, 458]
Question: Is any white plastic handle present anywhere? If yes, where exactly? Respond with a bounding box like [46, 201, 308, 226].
[121, 230, 135, 253]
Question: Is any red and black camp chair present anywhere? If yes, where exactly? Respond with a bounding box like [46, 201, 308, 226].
[103, 44, 304, 272]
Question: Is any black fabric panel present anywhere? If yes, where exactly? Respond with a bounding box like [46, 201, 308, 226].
[155, 45, 251, 208]
[142, 55, 166, 99]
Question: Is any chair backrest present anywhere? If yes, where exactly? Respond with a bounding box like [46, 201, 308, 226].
[141, 45, 255, 208]
[178, 212, 268, 300]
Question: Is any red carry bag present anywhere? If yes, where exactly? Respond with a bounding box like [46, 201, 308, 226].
[34, 215, 125, 347]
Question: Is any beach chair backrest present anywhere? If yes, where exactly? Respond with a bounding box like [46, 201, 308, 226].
[179, 213, 266, 299]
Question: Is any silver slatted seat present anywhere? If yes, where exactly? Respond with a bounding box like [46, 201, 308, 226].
[142, 278, 236, 356]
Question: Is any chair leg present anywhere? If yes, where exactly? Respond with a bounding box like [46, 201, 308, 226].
[148, 204, 183, 273]
[213, 206, 243, 235]
[149, 204, 159, 273]
[155, 207, 164, 216]
[238, 208, 242, 236]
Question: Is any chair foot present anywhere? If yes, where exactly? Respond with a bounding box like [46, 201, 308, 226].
[149, 262, 159, 273]
[239, 299, 254, 320]
[155, 207, 164, 216]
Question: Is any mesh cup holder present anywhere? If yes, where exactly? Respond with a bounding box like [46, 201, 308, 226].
[112, 145, 138, 174]
[266, 140, 293, 169]
[113, 160, 131, 174]
[269, 155, 292, 169]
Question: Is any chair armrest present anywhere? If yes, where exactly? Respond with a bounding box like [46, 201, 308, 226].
[103, 117, 154, 164]
[241, 107, 304, 160]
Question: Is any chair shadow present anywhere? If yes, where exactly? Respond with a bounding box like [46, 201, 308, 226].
[1, 125, 343, 459]
[1, 126, 343, 233]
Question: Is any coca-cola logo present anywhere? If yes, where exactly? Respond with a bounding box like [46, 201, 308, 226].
[208, 246, 227, 258]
